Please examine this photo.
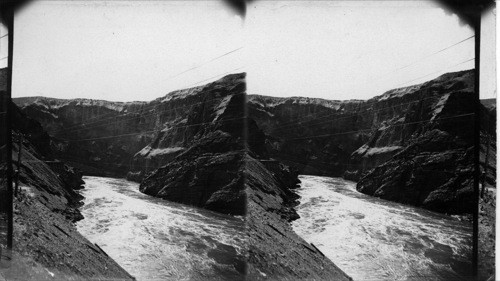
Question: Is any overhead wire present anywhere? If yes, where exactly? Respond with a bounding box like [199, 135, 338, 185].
[394, 58, 475, 88]
[20, 110, 474, 177]
[58, 47, 244, 130]
[167, 46, 243, 80]
[273, 94, 441, 133]
[60, 93, 243, 134]
[22, 36, 471, 136]
[36, 59, 474, 144]
[285, 113, 474, 141]
[258, 37, 475, 130]
[342, 35, 475, 97]
[62, 116, 246, 142]
[16, 39, 476, 171]
[373, 35, 474, 80]
[60, 66, 247, 132]
[52, 82, 465, 142]
[262, 62, 474, 132]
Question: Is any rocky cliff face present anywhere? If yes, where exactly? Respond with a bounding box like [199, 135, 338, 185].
[14, 96, 151, 177]
[249, 70, 475, 178]
[249, 70, 480, 214]
[15, 69, 485, 215]
[139, 78, 247, 214]
[138, 74, 351, 280]
[13, 74, 248, 179]
[354, 72, 477, 214]
[1, 79, 134, 280]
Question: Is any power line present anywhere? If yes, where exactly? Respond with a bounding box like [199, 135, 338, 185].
[343, 35, 475, 96]
[274, 94, 440, 132]
[36, 60, 472, 145]
[167, 46, 243, 80]
[21, 105, 475, 179]
[50, 112, 474, 167]
[60, 66, 246, 132]
[62, 96, 220, 133]
[60, 73, 246, 134]
[60, 98, 245, 135]
[285, 113, 474, 141]
[57, 80, 422, 141]
[45, 97, 473, 145]
[187, 66, 245, 88]
[18, 57, 475, 171]
[48, 48, 244, 130]
[374, 35, 474, 80]
[259, 51, 474, 131]
[0, 34, 7, 39]
[62, 116, 246, 142]
[259, 60, 473, 131]
[394, 58, 474, 88]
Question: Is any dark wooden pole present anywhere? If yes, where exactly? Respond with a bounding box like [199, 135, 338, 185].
[14, 134, 22, 197]
[4, 5, 14, 251]
[481, 134, 490, 198]
[472, 13, 481, 278]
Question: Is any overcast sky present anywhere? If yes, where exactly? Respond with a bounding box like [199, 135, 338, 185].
[2, 0, 488, 101]
[246, 1, 475, 100]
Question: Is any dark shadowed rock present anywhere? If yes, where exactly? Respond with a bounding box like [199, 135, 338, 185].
[356, 129, 474, 214]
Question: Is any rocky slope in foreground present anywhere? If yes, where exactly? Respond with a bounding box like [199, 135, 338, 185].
[0, 75, 134, 279]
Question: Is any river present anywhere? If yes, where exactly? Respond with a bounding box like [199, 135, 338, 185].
[292, 175, 473, 281]
[76, 175, 473, 281]
[76, 176, 246, 281]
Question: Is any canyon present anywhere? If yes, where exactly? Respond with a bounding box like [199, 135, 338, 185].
[14, 69, 494, 215]
[9, 73, 352, 280]
[8, 69, 495, 280]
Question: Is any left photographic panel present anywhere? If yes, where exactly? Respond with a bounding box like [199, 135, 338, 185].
[2, 1, 249, 280]
[0, 4, 136, 280]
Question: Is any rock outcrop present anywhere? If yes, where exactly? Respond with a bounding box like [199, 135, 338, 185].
[139, 74, 351, 280]
[354, 72, 476, 214]
[245, 155, 351, 281]
[248, 70, 479, 214]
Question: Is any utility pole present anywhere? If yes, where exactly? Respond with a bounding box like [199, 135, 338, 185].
[14, 134, 22, 197]
[481, 134, 490, 198]
[0, 3, 15, 253]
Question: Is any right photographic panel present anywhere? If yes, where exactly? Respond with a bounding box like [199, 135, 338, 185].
[244, 1, 494, 280]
